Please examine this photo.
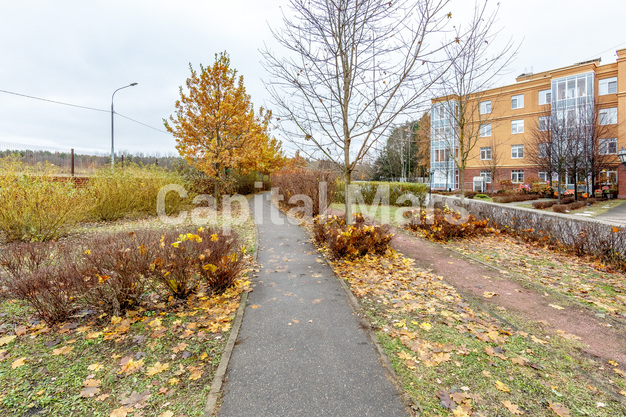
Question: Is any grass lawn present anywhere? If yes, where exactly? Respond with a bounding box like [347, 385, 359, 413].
[0, 210, 256, 417]
[318, 250, 626, 416]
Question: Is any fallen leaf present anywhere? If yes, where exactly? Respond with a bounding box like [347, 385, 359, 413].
[52, 345, 74, 355]
[483, 291, 498, 298]
[88, 363, 104, 372]
[172, 343, 188, 353]
[110, 406, 133, 417]
[79, 387, 100, 398]
[95, 393, 110, 401]
[420, 322, 432, 331]
[549, 304, 565, 310]
[146, 362, 169, 376]
[83, 379, 101, 388]
[250, 305, 260, 309]
[120, 390, 151, 407]
[548, 402, 571, 417]
[158, 412, 174, 417]
[11, 357, 26, 369]
[189, 368, 204, 380]
[0, 335, 16, 346]
[495, 380, 510, 392]
[502, 400, 524, 415]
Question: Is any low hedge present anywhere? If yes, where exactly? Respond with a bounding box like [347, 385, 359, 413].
[335, 181, 428, 207]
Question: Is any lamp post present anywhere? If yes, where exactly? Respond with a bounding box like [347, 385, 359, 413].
[618, 147, 626, 167]
[111, 83, 138, 169]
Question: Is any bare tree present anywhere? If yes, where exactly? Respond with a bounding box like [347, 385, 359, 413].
[263, 0, 494, 222]
[435, 3, 517, 204]
[480, 136, 501, 194]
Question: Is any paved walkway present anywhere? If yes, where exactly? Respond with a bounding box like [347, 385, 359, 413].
[218, 194, 407, 417]
[596, 200, 626, 225]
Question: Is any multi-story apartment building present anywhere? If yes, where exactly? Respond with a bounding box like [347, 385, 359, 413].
[430, 48, 626, 198]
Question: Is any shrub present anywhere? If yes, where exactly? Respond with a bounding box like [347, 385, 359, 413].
[532, 200, 557, 209]
[492, 194, 537, 204]
[552, 204, 568, 213]
[0, 227, 244, 323]
[474, 194, 490, 200]
[152, 228, 242, 298]
[560, 196, 575, 204]
[405, 206, 489, 241]
[568, 201, 586, 211]
[88, 163, 189, 222]
[0, 157, 94, 242]
[271, 169, 337, 217]
[313, 213, 393, 259]
[0, 241, 82, 324]
[335, 181, 428, 208]
[80, 230, 161, 314]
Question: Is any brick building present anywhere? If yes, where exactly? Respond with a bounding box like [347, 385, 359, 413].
[430, 48, 626, 197]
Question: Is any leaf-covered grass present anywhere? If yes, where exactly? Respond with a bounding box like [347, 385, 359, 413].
[446, 234, 626, 320]
[320, 251, 626, 416]
[0, 212, 256, 416]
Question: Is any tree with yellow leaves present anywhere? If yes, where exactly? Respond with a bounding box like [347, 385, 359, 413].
[165, 52, 285, 202]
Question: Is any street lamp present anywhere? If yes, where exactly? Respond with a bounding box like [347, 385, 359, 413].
[111, 83, 138, 168]
[618, 147, 626, 167]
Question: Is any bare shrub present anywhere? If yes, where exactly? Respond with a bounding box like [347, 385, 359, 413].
[532, 201, 557, 209]
[0, 241, 82, 324]
[271, 169, 337, 216]
[313, 213, 393, 259]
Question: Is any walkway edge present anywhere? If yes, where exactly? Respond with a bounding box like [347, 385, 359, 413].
[333, 269, 415, 414]
[202, 290, 248, 417]
[202, 200, 260, 417]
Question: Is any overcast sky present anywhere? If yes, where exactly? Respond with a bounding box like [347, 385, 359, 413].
[1, 0, 625, 157]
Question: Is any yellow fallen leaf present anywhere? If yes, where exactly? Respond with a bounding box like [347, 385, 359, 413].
[420, 322, 432, 331]
[88, 363, 104, 372]
[172, 343, 188, 353]
[52, 345, 74, 355]
[0, 335, 16, 346]
[502, 400, 524, 415]
[158, 412, 174, 417]
[495, 380, 510, 392]
[149, 318, 163, 328]
[146, 362, 169, 376]
[189, 368, 204, 380]
[250, 304, 260, 309]
[548, 402, 571, 417]
[549, 304, 564, 310]
[11, 357, 26, 369]
[86, 331, 103, 339]
[110, 406, 133, 417]
[168, 378, 180, 385]
[483, 291, 498, 298]
[83, 379, 101, 387]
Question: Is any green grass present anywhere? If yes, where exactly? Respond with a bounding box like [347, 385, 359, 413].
[321, 251, 626, 416]
[0, 211, 256, 416]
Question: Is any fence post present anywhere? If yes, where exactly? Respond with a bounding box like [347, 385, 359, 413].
[71, 148, 75, 177]
[121, 154, 124, 168]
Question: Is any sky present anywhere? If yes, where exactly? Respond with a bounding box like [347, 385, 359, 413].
[1, 0, 625, 157]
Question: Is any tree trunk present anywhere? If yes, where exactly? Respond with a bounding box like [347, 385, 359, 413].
[459, 166, 465, 206]
[344, 168, 352, 225]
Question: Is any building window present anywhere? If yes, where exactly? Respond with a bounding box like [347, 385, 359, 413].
[599, 138, 618, 155]
[511, 94, 524, 109]
[599, 77, 618, 95]
[511, 144, 524, 159]
[480, 100, 492, 115]
[480, 147, 492, 160]
[511, 170, 524, 183]
[511, 119, 524, 134]
[538, 89, 551, 105]
[599, 108, 618, 125]
[538, 142, 550, 158]
[538, 172, 549, 182]
[480, 170, 492, 183]
[538, 116, 549, 131]
[599, 171, 618, 185]
[480, 124, 491, 137]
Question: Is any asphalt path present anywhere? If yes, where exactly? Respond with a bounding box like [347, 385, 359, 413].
[218, 193, 407, 417]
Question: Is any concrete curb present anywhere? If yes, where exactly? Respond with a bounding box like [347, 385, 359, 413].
[201, 290, 248, 417]
[202, 196, 261, 417]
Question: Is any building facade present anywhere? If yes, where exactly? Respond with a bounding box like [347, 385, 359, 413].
[430, 48, 626, 197]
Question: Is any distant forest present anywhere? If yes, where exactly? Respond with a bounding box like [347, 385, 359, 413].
[0, 145, 181, 173]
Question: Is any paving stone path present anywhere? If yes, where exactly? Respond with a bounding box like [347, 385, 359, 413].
[218, 194, 408, 417]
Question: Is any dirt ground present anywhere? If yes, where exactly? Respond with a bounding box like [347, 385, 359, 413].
[391, 229, 626, 365]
